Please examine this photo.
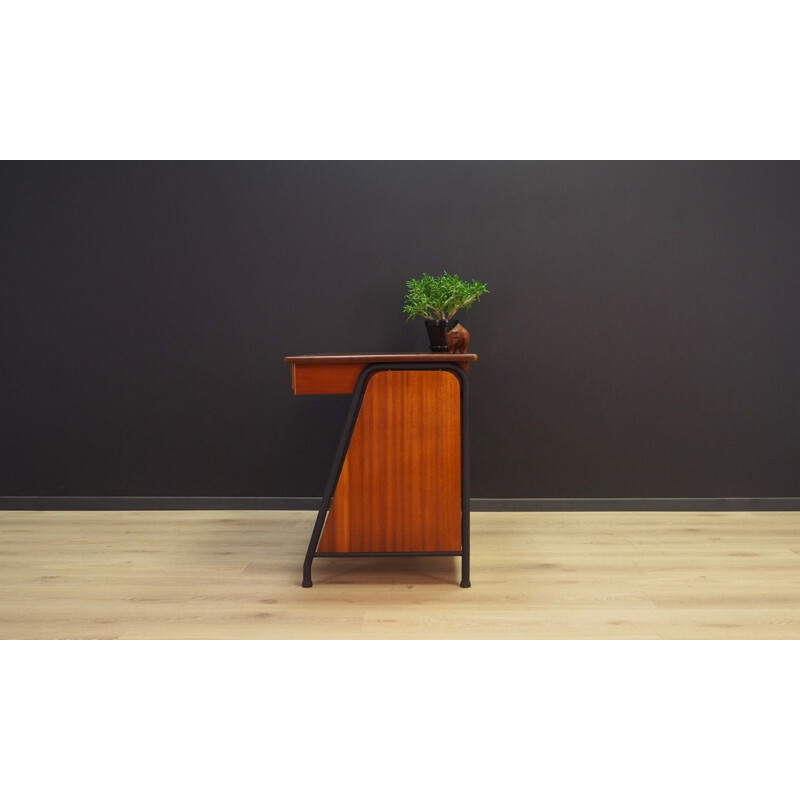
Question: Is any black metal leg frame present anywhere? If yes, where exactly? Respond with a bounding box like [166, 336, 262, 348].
[302, 362, 470, 588]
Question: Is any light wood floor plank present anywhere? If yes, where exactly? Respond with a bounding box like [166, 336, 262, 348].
[1, 510, 799, 639]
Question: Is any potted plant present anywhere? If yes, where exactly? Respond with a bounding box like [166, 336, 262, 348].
[403, 272, 489, 352]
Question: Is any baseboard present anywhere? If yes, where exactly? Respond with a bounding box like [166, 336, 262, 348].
[0, 496, 322, 511]
[470, 497, 800, 511]
[2, 496, 800, 511]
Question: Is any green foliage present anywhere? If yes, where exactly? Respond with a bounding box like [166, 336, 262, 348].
[403, 272, 489, 321]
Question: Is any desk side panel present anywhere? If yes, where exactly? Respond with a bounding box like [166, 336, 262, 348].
[319, 370, 461, 553]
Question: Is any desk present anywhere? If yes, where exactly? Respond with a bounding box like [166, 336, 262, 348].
[284, 353, 477, 587]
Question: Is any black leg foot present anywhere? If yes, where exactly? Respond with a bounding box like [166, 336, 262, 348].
[302, 558, 314, 587]
[460, 579, 471, 588]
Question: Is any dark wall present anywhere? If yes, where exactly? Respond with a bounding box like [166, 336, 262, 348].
[2, 161, 800, 499]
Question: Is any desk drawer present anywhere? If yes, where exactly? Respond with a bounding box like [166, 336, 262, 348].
[291, 363, 364, 395]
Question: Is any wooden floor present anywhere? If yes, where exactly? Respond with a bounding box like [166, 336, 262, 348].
[1, 510, 799, 639]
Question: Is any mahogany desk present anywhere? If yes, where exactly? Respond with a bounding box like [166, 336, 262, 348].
[284, 353, 477, 587]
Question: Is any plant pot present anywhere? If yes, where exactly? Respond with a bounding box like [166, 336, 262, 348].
[424, 320, 449, 352]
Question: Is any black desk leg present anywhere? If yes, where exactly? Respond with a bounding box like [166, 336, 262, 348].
[459, 364, 471, 588]
[301, 366, 376, 587]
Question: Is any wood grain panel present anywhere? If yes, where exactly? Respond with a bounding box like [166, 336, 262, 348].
[318, 370, 461, 553]
[292, 363, 364, 395]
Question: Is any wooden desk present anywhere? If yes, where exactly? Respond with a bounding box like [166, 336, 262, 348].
[285, 353, 477, 587]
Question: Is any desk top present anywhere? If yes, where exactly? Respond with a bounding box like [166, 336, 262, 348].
[284, 352, 478, 365]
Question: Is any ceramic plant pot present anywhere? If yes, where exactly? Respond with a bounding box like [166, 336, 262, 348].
[424, 319, 449, 352]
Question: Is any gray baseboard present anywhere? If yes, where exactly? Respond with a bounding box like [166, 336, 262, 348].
[0, 496, 322, 511]
[2, 496, 800, 511]
[470, 497, 800, 511]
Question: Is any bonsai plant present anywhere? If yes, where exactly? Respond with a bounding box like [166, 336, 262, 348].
[403, 272, 489, 352]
